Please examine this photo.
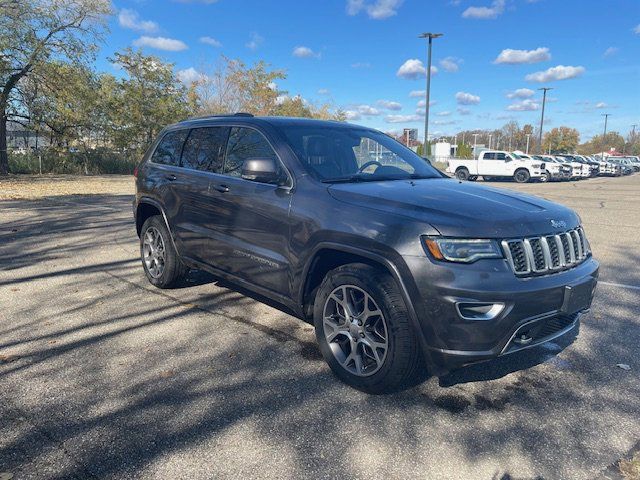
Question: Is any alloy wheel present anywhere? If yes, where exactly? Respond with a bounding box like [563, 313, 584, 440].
[322, 285, 389, 377]
[142, 226, 166, 278]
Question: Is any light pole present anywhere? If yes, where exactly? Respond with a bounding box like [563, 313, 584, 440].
[472, 133, 479, 159]
[537, 87, 553, 154]
[602, 113, 610, 155]
[488, 134, 493, 150]
[526, 133, 531, 154]
[419, 32, 443, 155]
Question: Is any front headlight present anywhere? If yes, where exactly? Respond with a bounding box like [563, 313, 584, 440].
[422, 237, 503, 263]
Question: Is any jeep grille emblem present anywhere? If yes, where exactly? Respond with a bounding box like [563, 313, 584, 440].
[550, 219, 567, 229]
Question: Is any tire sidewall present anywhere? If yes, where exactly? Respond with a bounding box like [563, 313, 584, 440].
[514, 169, 530, 183]
[313, 265, 409, 392]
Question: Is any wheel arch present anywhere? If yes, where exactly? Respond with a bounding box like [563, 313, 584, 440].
[298, 242, 428, 354]
[135, 198, 182, 258]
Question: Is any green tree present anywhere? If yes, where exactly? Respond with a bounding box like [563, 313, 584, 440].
[0, 0, 110, 174]
[109, 49, 194, 153]
[542, 126, 580, 154]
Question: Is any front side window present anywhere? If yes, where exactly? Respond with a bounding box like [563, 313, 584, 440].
[224, 127, 280, 179]
[278, 125, 440, 182]
[496, 153, 507, 160]
[483, 152, 496, 160]
[151, 130, 188, 166]
[181, 127, 229, 173]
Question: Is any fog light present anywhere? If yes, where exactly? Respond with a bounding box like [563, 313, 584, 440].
[456, 302, 505, 321]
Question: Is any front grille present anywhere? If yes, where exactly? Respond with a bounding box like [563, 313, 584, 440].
[502, 227, 590, 276]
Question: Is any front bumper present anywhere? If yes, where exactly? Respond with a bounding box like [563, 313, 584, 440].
[403, 255, 599, 373]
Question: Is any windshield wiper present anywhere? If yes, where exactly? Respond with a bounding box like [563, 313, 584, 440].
[322, 173, 436, 183]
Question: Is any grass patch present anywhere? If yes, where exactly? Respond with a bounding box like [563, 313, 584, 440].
[620, 452, 640, 480]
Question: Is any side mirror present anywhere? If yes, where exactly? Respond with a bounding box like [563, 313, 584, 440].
[504, 156, 512, 162]
[241, 157, 283, 184]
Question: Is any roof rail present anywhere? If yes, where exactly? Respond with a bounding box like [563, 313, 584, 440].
[185, 112, 255, 121]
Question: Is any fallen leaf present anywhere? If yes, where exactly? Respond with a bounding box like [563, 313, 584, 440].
[616, 363, 631, 371]
[0, 354, 19, 364]
[160, 370, 175, 378]
[10, 288, 19, 292]
[0, 472, 14, 480]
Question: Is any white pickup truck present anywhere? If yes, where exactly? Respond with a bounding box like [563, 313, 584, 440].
[446, 150, 545, 183]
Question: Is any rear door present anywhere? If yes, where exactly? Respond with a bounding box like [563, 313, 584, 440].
[171, 126, 231, 266]
[204, 126, 293, 296]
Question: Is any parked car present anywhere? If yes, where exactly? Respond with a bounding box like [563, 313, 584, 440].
[531, 154, 571, 181]
[592, 155, 619, 176]
[608, 157, 635, 175]
[555, 155, 590, 179]
[446, 150, 545, 183]
[574, 155, 600, 176]
[134, 115, 599, 393]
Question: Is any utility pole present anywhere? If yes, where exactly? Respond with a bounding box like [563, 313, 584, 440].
[602, 113, 610, 156]
[537, 87, 553, 154]
[488, 134, 493, 150]
[526, 134, 531, 154]
[419, 32, 443, 155]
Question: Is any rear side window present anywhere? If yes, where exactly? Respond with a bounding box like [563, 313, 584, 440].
[483, 152, 496, 160]
[224, 127, 279, 178]
[151, 130, 188, 166]
[181, 127, 229, 173]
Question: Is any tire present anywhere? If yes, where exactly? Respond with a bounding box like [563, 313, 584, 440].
[513, 168, 530, 183]
[468, 175, 478, 181]
[140, 215, 188, 288]
[483, 176, 493, 182]
[539, 171, 550, 182]
[313, 263, 423, 394]
[455, 167, 469, 181]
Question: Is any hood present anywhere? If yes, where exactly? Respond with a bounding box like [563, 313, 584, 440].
[328, 178, 580, 238]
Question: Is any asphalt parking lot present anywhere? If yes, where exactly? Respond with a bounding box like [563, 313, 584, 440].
[0, 174, 638, 480]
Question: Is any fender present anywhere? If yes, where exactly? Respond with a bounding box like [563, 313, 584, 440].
[298, 241, 433, 364]
[136, 197, 182, 257]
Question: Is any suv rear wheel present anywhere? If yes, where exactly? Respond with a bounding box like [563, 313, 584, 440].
[140, 216, 188, 288]
[313, 263, 423, 393]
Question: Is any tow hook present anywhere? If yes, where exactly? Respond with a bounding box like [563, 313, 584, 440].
[514, 333, 533, 345]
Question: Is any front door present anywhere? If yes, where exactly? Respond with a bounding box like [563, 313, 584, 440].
[204, 126, 293, 297]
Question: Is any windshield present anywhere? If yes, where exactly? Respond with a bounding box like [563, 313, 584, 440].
[276, 125, 442, 182]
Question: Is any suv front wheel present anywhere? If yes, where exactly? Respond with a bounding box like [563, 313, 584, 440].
[140, 215, 188, 288]
[313, 263, 423, 393]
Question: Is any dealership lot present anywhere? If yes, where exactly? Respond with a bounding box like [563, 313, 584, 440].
[0, 175, 638, 479]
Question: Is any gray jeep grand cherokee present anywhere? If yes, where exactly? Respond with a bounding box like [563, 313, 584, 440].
[134, 114, 599, 393]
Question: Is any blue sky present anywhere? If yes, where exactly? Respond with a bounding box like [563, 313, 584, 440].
[101, 0, 640, 141]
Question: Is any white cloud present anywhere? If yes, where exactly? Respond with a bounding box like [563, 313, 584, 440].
[634, 24, 640, 34]
[118, 9, 158, 33]
[377, 100, 402, 111]
[506, 88, 535, 99]
[494, 47, 551, 64]
[409, 90, 425, 98]
[525, 65, 585, 82]
[457, 107, 471, 115]
[246, 32, 264, 50]
[292, 46, 320, 58]
[594, 102, 608, 109]
[462, 0, 505, 19]
[355, 104, 381, 116]
[346, 0, 404, 19]
[176, 67, 208, 84]
[200, 36, 222, 47]
[506, 99, 539, 111]
[385, 114, 422, 123]
[397, 59, 437, 79]
[344, 110, 362, 120]
[416, 99, 436, 107]
[318, 88, 330, 95]
[351, 62, 371, 68]
[455, 91, 480, 105]
[435, 111, 451, 116]
[433, 120, 456, 125]
[439, 56, 462, 72]
[603, 47, 618, 58]
[132, 36, 188, 51]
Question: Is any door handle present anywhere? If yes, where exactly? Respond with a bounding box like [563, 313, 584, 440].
[165, 174, 177, 181]
[212, 184, 229, 193]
